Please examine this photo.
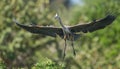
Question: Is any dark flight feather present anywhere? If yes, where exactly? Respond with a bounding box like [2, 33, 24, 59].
[14, 19, 63, 37]
[14, 15, 116, 38]
[69, 15, 116, 33]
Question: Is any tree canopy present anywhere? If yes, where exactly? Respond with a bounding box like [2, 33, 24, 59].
[0, 0, 120, 69]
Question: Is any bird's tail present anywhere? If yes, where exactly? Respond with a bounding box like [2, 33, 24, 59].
[74, 34, 81, 41]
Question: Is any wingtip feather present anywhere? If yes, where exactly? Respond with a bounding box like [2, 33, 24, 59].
[106, 14, 116, 20]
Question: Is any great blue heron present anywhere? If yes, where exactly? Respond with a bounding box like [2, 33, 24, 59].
[13, 14, 116, 58]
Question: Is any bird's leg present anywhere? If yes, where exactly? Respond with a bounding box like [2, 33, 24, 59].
[63, 35, 67, 59]
[63, 39, 67, 59]
[71, 36, 76, 56]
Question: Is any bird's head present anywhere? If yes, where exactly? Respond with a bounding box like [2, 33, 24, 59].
[54, 13, 60, 20]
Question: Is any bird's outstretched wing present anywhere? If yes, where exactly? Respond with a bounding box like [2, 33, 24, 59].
[14, 19, 63, 37]
[69, 15, 116, 33]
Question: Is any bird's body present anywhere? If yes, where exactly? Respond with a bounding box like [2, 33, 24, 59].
[55, 13, 80, 41]
[14, 14, 116, 58]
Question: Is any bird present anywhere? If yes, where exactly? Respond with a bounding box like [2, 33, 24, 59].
[13, 14, 116, 58]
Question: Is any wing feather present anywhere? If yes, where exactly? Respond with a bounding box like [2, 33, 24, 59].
[14, 19, 63, 37]
[69, 15, 116, 33]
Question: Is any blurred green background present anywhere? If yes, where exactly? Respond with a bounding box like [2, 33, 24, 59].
[0, 0, 120, 69]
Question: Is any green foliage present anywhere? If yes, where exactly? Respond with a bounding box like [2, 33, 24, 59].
[32, 58, 65, 69]
[69, 0, 120, 69]
[0, 62, 6, 69]
[0, 0, 120, 69]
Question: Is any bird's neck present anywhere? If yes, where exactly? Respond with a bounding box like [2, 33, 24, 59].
[58, 18, 66, 29]
[57, 17, 71, 33]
